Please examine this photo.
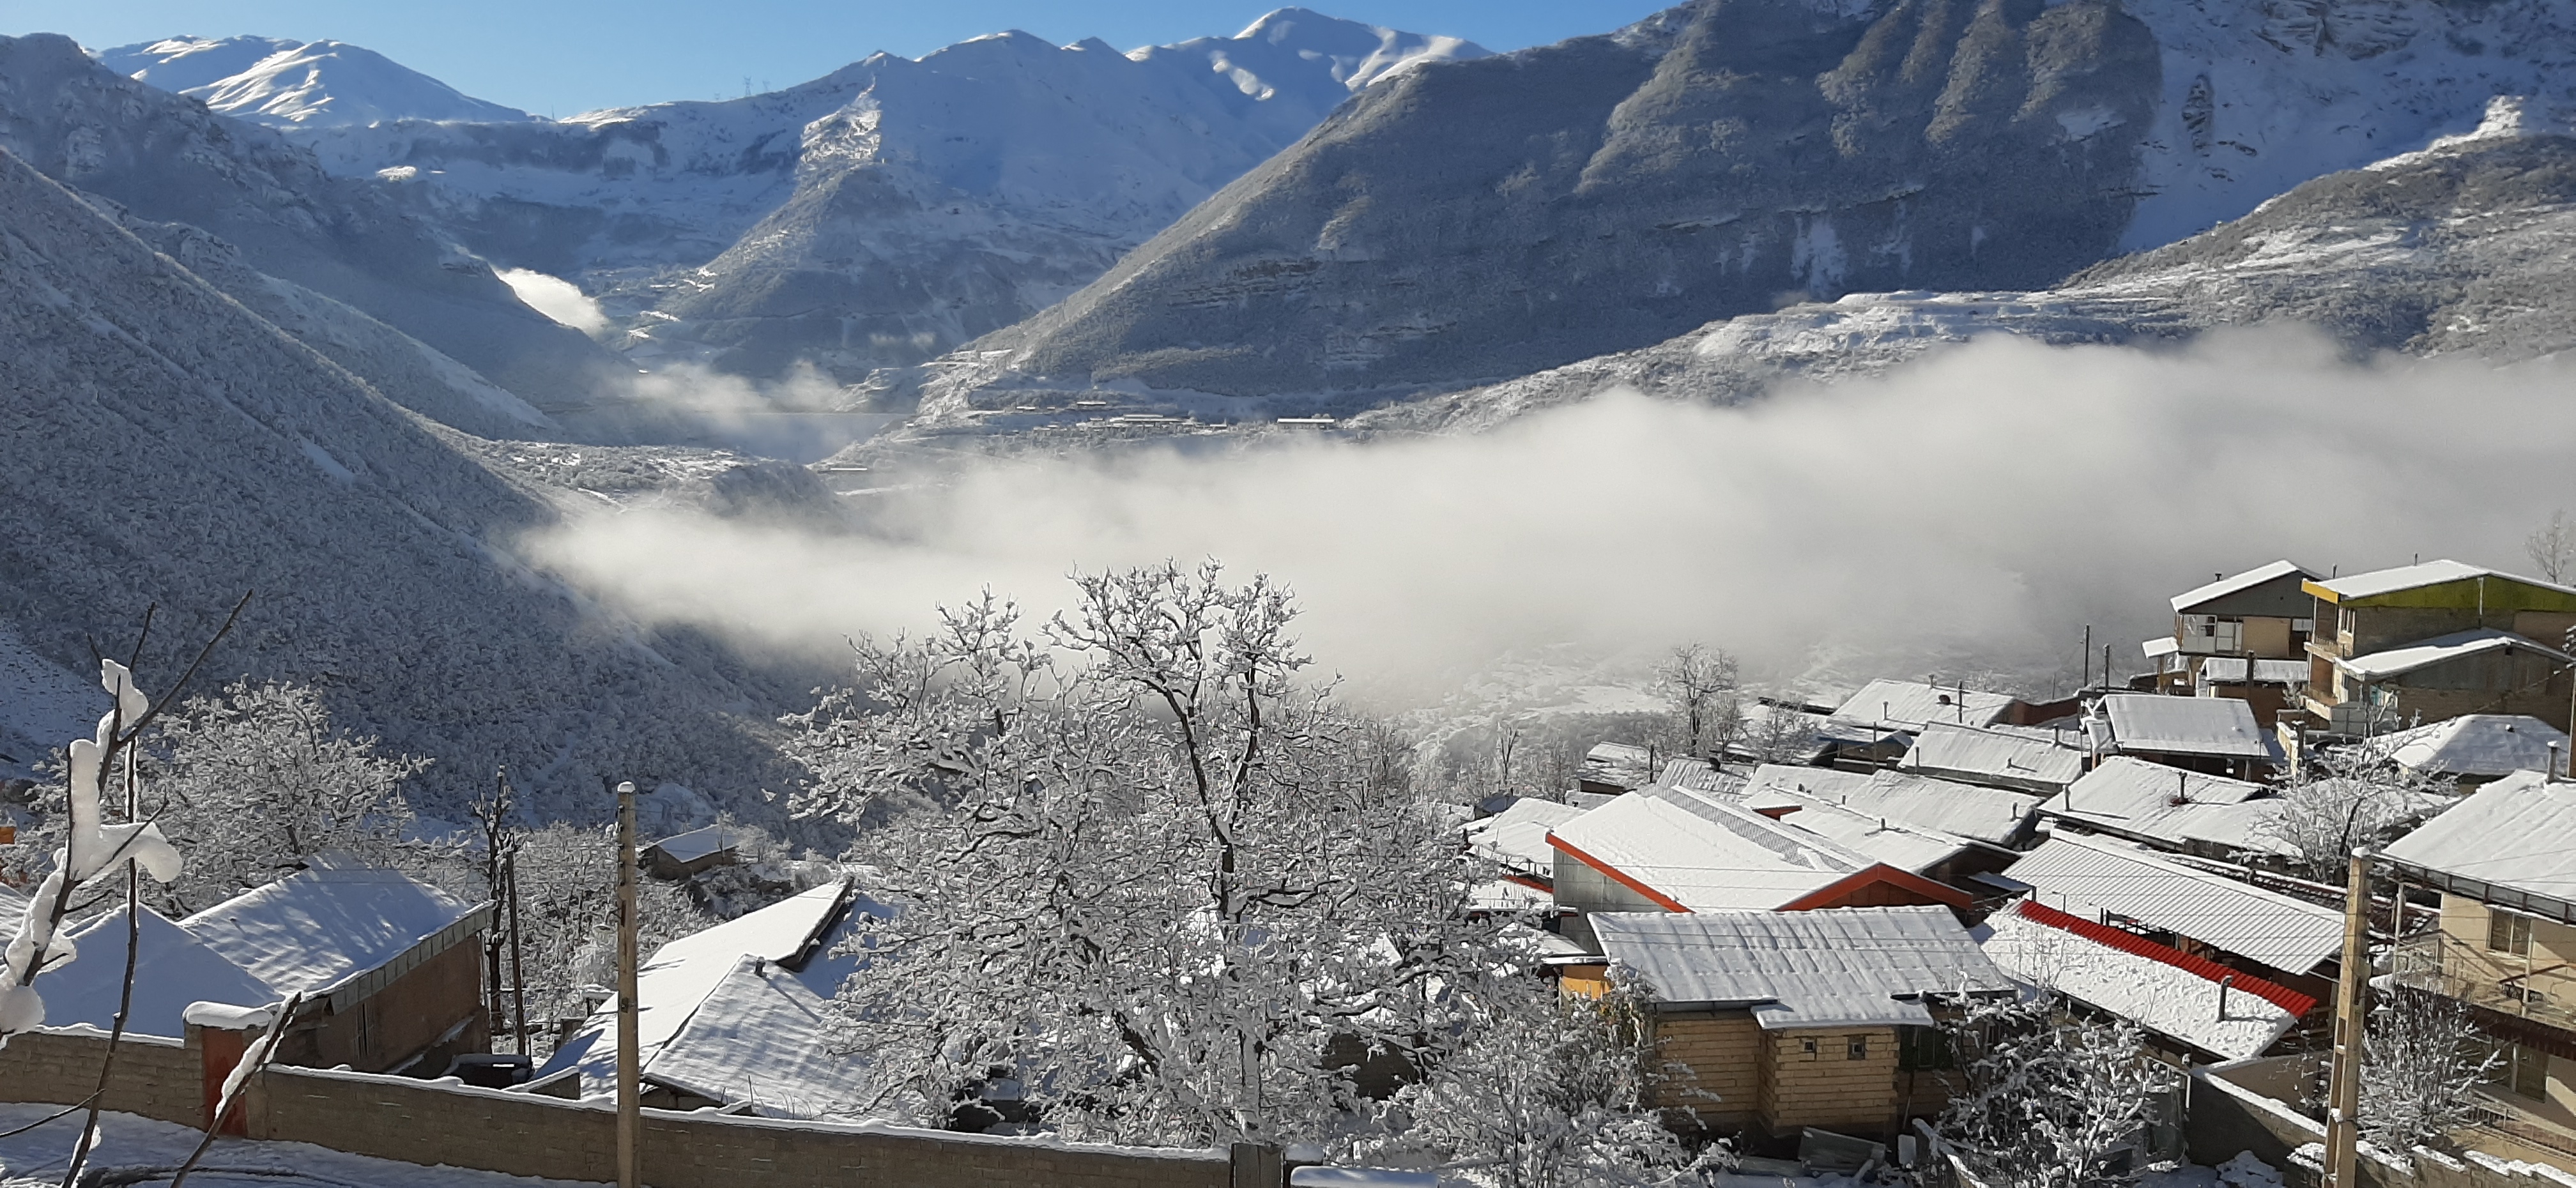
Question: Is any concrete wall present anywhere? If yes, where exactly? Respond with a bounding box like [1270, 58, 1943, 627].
[1, 1026, 1243, 1188]
[2189, 1058, 2576, 1188]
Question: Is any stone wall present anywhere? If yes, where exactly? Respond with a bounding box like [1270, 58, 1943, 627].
[3, 1026, 1245, 1188]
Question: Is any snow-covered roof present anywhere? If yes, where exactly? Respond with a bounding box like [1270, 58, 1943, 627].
[2142, 636, 2181, 660]
[1547, 786, 1878, 913]
[1593, 907, 2012, 1028]
[1655, 758, 1747, 796]
[181, 861, 482, 1000]
[540, 879, 891, 1095]
[1899, 722, 2085, 795]
[33, 905, 278, 1038]
[2099, 694, 2278, 760]
[1464, 798, 1585, 877]
[2003, 834, 2345, 974]
[1744, 792, 1968, 874]
[1466, 878, 1553, 913]
[1802, 770, 2043, 846]
[2334, 628, 2573, 680]
[1828, 680, 2018, 733]
[2039, 758, 2291, 857]
[2196, 659, 2310, 685]
[2311, 560, 2570, 602]
[1740, 764, 1874, 807]
[2384, 771, 2576, 908]
[641, 956, 871, 1118]
[1579, 742, 1655, 789]
[648, 825, 737, 865]
[1981, 901, 2309, 1061]
[2372, 714, 2570, 779]
[2171, 561, 2317, 613]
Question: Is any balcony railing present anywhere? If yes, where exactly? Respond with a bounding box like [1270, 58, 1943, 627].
[2467, 1094, 2576, 1166]
[2393, 933, 2576, 1035]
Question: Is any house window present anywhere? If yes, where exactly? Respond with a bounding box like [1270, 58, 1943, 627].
[2491, 909, 2534, 956]
[1798, 1037, 1820, 1062]
[1899, 1026, 1954, 1070]
[1847, 1035, 1869, 1062]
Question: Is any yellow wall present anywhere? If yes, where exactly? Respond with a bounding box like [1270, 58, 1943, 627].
[1761, 1027, 1901, 1134]
[1651, 1013, 1762, 1129]
[2436, 894, 2576, 1127]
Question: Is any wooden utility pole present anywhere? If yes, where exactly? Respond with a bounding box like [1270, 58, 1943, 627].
[2322, 848, 2373, 1188]
[506, 849, 529, 1056]
[615, 780, 641, 1188]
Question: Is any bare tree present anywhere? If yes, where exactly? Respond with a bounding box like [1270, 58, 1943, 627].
[2261, 748, 2456, 881]
[2360, 989, 2501, 1157]
[1939, 994, 2183, 1188]
[2529, 510, 2576, 584]
[1655, 644, 1739, 756]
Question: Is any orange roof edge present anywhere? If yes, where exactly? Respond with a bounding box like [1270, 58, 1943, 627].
[1777, 863, 1974, 912]
[1545, 831, 1692, 913]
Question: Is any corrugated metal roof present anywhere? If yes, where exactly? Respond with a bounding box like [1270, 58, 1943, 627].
[2171, 561, 2316, 613]
[1753, 795, 1970, 875]
[2101, 694, 2276, 760]
[2384, 771, 2576, 902]
[2196, 659, 2310, 685]
[1981, 902, 2305, 1062]
[1593, 907, 2012, 1028]
[1548, 786, 1871, 913]
[1829, 771, 2043, 846]
[2313, 560, 2573, 602]
[2041, 759, 2294, 857]
[1900, 722, 2085, 795]
[2003, 834, 2345, 974]
[1657, 758, 1749, 796]
[2374, 714, 2569, 779]
[1828, 679, 2018, 733]
[2336, 628, 2573, 680]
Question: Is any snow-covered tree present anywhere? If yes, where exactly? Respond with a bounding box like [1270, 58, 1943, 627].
[1655, 644, 1740, 756]
[1938, 994, 2182, 1188]
[2262, 749, 2455, 881]
[130, 680, 431, 914]
[2527, 510, 2575, 584]
[797, 564, 1557, 1150]
[2360, 988, 2501, 1157]
[507, 821, 711, 1049]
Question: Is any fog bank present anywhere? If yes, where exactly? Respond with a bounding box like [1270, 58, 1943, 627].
[523, 330, 2576, 701]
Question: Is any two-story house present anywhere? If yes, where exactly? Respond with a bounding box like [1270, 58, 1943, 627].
[2300, 561, 2576, 740]
[2384, 770, 2576, 1170]
[2157, 561, 2324, 696]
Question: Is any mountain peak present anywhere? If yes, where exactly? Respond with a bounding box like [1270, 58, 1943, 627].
[98, 33, 529, 127]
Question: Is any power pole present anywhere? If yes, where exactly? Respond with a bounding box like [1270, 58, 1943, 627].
[506, 849, 528, 1056]
[615, 780, 641, 1188]
[2322, 848, 2372, 1188]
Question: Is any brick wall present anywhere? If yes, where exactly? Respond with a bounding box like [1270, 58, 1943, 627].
[1763, 1026, 1900, 1134]
[1650, 1012, 1759, 1130]
[5, 1027, 1239, 1188]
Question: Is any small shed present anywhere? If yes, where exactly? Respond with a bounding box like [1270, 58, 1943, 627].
[644, 824, 741, 880]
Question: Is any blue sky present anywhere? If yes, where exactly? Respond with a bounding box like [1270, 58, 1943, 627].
[17, 2, 1673, 118]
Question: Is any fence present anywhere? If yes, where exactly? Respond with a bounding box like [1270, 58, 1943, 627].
[1, 1026, 1257, 1188]
[2187, 1056, 2576, 1188]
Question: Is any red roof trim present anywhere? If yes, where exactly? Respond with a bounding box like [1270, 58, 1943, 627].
[1545, 832, 1691, 913]
[1778, 863, 1974, 911]
[1501, 872, 1553, 894]
[2015, 899, 2319, 1016]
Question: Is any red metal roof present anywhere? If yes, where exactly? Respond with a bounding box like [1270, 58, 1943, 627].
[2014, 899, 2319, 1017]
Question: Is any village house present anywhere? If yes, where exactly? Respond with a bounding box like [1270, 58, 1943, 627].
[2384, 770, 2576, 1167]
[2150, 561, 2321, 695]
[2087, 693, 2281, 779]
[1740, 764, 2044, 851]
[2370, 713, 2572, 785]
[1464, 796, 1585, 911]
[1827, 680, 2023, 737]
[2301, 561, 2576, 740]
[643, 824, 741, 880]
[1577, 742, 1658, 796]
[1994, 833, 2343, 1012]
[1544, 784, 1971, 951]
[2189, 657, 2311, 728]
[1896, 722, 2085, 798]
[1979, 897, 2315, 1063]
[2037, 757, 2290, 862]
[1568, 907, 2016, 1143]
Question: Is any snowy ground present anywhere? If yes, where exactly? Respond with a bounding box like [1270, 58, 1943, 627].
[0, 1104, 603, 1188]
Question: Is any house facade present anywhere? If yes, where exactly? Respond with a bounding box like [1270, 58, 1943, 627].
[2301, 561, 2576, 738]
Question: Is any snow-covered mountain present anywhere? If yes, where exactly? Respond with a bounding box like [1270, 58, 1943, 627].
[283, 10, 1482, 379]
[0, 34, 627, 423]
[890, 0, 2576, 425]
[0, 148, 795, 818]
[96, 35, 532, 127]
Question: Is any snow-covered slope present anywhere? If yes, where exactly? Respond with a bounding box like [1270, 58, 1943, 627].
[286, 10, 1483, 379]
[0, 147, 792, 818]
[97, 35, 532, 127]
[1351, 99, 2576, 434]
[893, 0, 2576, 421]
[0, 34, 625, 420]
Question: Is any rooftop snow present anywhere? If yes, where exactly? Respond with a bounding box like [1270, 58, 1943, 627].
[2143, 636, 2182, 660]
[181, 861, 479, 998]
[2384, 771, 2576, 906]
[2334, 628, 2573, 680]
[34, 905, 278, 1037]
[2171, 560, 2317, 613]
[1828, 680, 2017, 733]
[649, 824, 739, 865]
[2196, 659, 2310, 685]
[1656, 758, 1748, 796]
[2040, 757, 2289, 857]
[1593, 906, 2012, 1028]
[2005, 834, 2344, 974]
[1466, 798, 1586, 877]
[641, 956, 872, 1118]
[2099, 694, 2278, 760]
[2312, 560, 2575, 602]
[1751, 794, 1970, 874]
[2372, 714, 2570, 779]
[1981, 901, 2306, 1060]
[1811, 771, 2043, 846]
[1899, 722, 2085, 795]
[1547, 786, 1874, 913]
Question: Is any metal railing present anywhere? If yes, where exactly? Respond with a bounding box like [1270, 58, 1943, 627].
[2393, 932, 2576, 1034]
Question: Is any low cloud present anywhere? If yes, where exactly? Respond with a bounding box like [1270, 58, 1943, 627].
[521, 329, 2576, 703]
[497, 268, 610, 335]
